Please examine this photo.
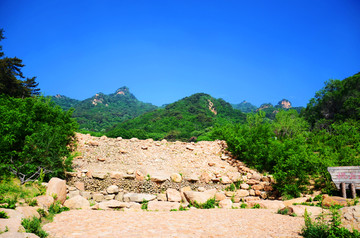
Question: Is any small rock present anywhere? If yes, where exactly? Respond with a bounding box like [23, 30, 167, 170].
[135, 171, 144, 181]
[92, 171, 108, 179]
[157, 193, 167, 201]
[110, 171, 123, 179]
[93, 193, 105, 202]
[105, 194, 115, 200]
[127, 169, 134, 175]
[186, 174, 199, 182]
[106, 185, 119, 194]
[221, 176, 232, 184]
[150, 174, 168, 183]
[141, 146, 148, 150]
[166, 189, 182, 202]
[68, 190, 80, 199]
[198, 187, 205, 192]
[170, 173, 182, 183]
[225, 191, 235, 197]
[208, 162, 215, 167]
[236, 190, 250, 197]
[186, 145, 195, 151]
[215, 193, 226, 201]
[80, 191, 92, 200]
[180, 187, 192, 202]
[74, 182, 85, 191]
[97, 158, 106, 162]
[200, 172, 211, 184]
[240, 183, 250, 189]
[115, 192, 124, 202]
[219, 199, 233, 209]
[252, 184, 264, 191]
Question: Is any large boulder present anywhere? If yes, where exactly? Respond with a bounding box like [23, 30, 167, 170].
[34, 195, 54, 209]
[46, 177, 67, 204]
[64, 195, 90, 210]
[123, 193, 156, 203]
[147, 201, 180, 211]
[0, 208, 25, 233]
[15, 206, 40, 219]
[98, 200, 131, 210]
[183, 189, 216, 204]
[322, 196, 348, 207]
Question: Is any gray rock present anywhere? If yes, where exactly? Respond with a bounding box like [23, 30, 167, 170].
[123, 193, 156, 203]
[92, 171, 108, 179]
[219, 199, 233, 209]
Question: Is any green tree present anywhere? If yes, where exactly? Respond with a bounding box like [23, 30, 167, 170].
[0, 29, 40, 98]
[0, 95, 78, 183]
[303, 73, 360, 128]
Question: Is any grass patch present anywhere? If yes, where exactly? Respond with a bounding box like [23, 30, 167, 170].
[0, 177, 46, 209]
[141, 199, 148, 210]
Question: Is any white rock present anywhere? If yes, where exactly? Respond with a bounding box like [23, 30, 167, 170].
[106, 185, 119, 194]
[123, 193, 157, 203]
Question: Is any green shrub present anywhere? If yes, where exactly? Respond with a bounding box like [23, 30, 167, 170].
[301, 208, 360, 238]
[0, 211, 9, 219]
[252, 203, 261, 209]
[21, 217, 48, 238]
[26, 198, 38, 207]
[189, 198, 218, 209]
[48, 201, 69, 215]
[225, 183, 236, 192]
[0, 95, 78, 183]
[240, 203, 248, 209]
[141, 199, 148, 210]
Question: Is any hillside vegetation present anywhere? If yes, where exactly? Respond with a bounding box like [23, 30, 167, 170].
[51, 87, 157, 132]
[215, 72, 360, 198]
[106, 93, 246, 141]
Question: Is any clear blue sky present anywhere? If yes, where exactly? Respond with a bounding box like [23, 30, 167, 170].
[1, 0, 359, 107]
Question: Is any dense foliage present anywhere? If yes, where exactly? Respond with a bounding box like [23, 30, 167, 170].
[0, 29, 40, 98]
[106, 93, 246, 141]
[303, 73, 360, 129]
[0, 96, 78, 183]
[215, 73, 360, 198]
[232, 101, 257, 113]
[52, 87, 157, 132]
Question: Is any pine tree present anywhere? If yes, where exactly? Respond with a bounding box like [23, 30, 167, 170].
[0, 29, 40, 97]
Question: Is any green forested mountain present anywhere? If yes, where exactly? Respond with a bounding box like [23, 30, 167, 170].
[51, 87, 157, 132]
[51, 95, 80, 111]
[231, 101, 257, 113]
[106, 93, 246, 141]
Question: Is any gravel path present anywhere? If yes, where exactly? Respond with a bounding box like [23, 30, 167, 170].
[43, 209, 304, 238]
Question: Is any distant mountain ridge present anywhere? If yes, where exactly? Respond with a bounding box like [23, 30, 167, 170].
[51, 87, 157, 132]
[106, 93, 246, 141]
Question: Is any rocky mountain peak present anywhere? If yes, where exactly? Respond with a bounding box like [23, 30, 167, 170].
[277, 99, 292, 109]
